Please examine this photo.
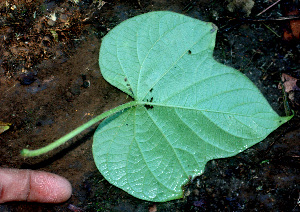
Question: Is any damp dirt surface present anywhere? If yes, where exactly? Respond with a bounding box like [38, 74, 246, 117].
[0, 0, 299, 211]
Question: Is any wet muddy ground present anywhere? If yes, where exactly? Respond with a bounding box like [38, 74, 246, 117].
[0, 0, 299, 211]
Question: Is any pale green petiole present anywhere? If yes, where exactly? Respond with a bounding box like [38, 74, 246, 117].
[21, 101, 139, 157]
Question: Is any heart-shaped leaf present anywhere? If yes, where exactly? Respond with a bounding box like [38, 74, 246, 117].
[93, 11, 292, 202]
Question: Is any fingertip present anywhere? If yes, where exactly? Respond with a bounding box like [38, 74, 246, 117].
[27, 171, 72, 203]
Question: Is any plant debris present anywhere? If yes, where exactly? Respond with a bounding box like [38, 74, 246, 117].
[0, 121, 11, 134]
[279, 73, 300, 106]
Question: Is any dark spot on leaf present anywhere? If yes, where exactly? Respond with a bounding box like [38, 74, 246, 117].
[128, 88, 134, 95]
[126, 83, 130, 86]
[150, 88, 153, 92]
[124, 77, 127, 82]
[188, 50, 191, 54]
[146, 97, 153, 103]
[144, 105, 154, 110]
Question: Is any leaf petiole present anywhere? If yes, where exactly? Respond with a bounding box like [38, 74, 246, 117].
[21, 101, 139, 157]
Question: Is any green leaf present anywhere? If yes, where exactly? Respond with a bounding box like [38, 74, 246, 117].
[93, 11, 292, 202]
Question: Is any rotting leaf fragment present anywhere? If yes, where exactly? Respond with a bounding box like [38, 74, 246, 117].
[0, 121, 11, 134]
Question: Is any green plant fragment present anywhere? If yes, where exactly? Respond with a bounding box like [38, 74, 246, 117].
[93, 11, 292, 202]
[0, 121, 11, 134]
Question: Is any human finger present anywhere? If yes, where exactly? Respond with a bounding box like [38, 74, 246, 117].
[0, 168, 72, 203]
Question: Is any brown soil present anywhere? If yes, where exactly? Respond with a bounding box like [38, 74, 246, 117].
[0, 0, 299, 211]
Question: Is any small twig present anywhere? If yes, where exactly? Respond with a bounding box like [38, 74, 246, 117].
[251, 16, 300, 21]
[280, 79, 292, 117]
[182, 2, 194, 12]
[292, 193, 300, 211]
[262, 23, 281, 37]
[257, 0, 281, 16]
[219, 16, 300, 25]
[137, 0, 143, 9]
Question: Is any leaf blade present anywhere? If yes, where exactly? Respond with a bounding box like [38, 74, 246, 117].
[94, 11, 292, 202]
